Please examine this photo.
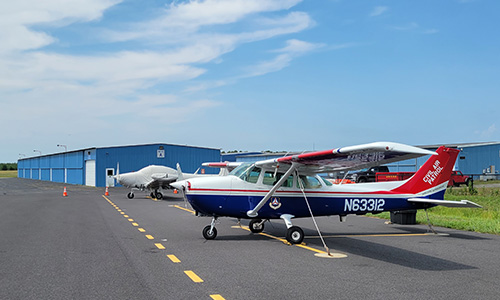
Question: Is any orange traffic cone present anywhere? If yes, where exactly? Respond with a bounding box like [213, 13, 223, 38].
[173, 189, 178, 194]
[63, 186, 68, 197]
[105, 186, 109, 196]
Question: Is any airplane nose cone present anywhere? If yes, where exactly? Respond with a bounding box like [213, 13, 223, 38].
[114, 174, 122, 184]
[170, 181, 185, 190]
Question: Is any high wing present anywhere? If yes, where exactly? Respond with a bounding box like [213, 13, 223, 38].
[202, 162, 242, 170]
[245, 142, 435, 218]
[202, 162, 242, 175]
[254, 141, 435, 174]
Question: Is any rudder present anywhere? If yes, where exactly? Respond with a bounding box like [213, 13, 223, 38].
[393, 146, 459, 196]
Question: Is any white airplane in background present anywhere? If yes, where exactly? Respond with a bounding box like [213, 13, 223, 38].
[115, 162, 240, 199]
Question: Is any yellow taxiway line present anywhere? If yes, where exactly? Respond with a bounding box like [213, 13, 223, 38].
[184, 270, 204, 283]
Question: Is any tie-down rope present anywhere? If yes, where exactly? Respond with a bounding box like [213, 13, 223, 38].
[295, 170, 332, 256]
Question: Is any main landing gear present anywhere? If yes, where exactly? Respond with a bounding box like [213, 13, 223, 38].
[150, 190, 163, 200]
[201, 215, 304, 245]
[127, 189, 163, 199]
[248, 219, 265, 233]
[281, 214, 304, 244]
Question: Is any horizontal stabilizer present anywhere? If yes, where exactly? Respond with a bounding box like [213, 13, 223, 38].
[408, 198, 482, 208]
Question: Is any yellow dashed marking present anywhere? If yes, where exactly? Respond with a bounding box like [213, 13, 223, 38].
[155, 243, 165, 250]
[172, 205, 195, 214]
[145, 235, 154, 240]
[120, 212, 125, 215]
[123, 215, 129, 218]
[128, 218, 134, 222]
[138, 228, 146, 232]
[132, 223, 139, 227]
[167, 254, 181, 263]
[184, 270, 203, 283]
[210, 295, 225, 300]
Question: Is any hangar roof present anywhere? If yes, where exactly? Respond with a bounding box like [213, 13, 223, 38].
[19, 142, 220, 161]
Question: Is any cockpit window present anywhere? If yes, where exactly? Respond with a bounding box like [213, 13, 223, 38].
[245, 167, 261, 183]
[297, 175, 322, 189]
[263, 171, 294, 187]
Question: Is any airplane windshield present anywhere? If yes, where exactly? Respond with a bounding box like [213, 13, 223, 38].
[320, 176, 333, 186]
[229, 163, 253, 178]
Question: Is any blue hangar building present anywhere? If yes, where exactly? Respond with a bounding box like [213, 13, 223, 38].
[18, 143, 221, 187]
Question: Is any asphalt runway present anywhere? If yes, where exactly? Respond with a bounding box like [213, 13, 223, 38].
[1, 178, 499, 299]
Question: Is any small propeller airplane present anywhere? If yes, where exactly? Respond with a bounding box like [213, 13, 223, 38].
[171, 142, 481, 244]
[115, 162, 241, 199]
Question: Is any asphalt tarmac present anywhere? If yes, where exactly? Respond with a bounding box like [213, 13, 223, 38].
[1, 178, 499, 300]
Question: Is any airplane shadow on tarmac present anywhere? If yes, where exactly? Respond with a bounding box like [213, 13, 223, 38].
[211, 222, 477, 272]
[318, 238, 476, 271]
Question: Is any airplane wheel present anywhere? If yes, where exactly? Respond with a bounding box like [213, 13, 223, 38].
[150, 192, 155, 198]
[249, 219, 264, 233]
[286, 226, 304, 244]
[127, 192, 134, 199]
[156, 192, 163, 200]
[202, 225, 217, 240]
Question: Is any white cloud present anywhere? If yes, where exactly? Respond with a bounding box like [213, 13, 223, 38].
[108, 0, 304, 42]
[390, 22, 438, 34]
[0, 1, 313, 161]
[477, 124, 497, 139]
[274, 39, 322, 54]
[369, 6, 388, 17]
[246, 39, 323, 77]
[0, 0, 120, 53]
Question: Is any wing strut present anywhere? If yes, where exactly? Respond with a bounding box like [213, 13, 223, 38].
[246, 163, 297, 218]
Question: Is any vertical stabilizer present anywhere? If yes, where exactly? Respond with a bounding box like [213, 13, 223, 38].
[176, 163, 185, 181]
[393, 146, 459, 196]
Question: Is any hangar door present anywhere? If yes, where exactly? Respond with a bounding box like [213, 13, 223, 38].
[85, 160, 96, 186]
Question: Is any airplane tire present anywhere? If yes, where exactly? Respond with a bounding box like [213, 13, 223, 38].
[127, 192, 134, 199]
[249, 219, 264, 233]
[156, 192, 163, 200]
[150, 192, 155, 198]
[202, 225, 217, 240]
[286, 226, 304, 244]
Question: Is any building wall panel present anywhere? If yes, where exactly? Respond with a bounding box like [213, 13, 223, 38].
[67, 168, 83, 185]
[17, 143, 220, 186]
[95, 144, 220, 187]
[41, 169, 50, 180]
[458, 144, 500, 175]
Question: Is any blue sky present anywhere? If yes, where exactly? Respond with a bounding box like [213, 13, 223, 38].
[1, 0, 499, 162]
